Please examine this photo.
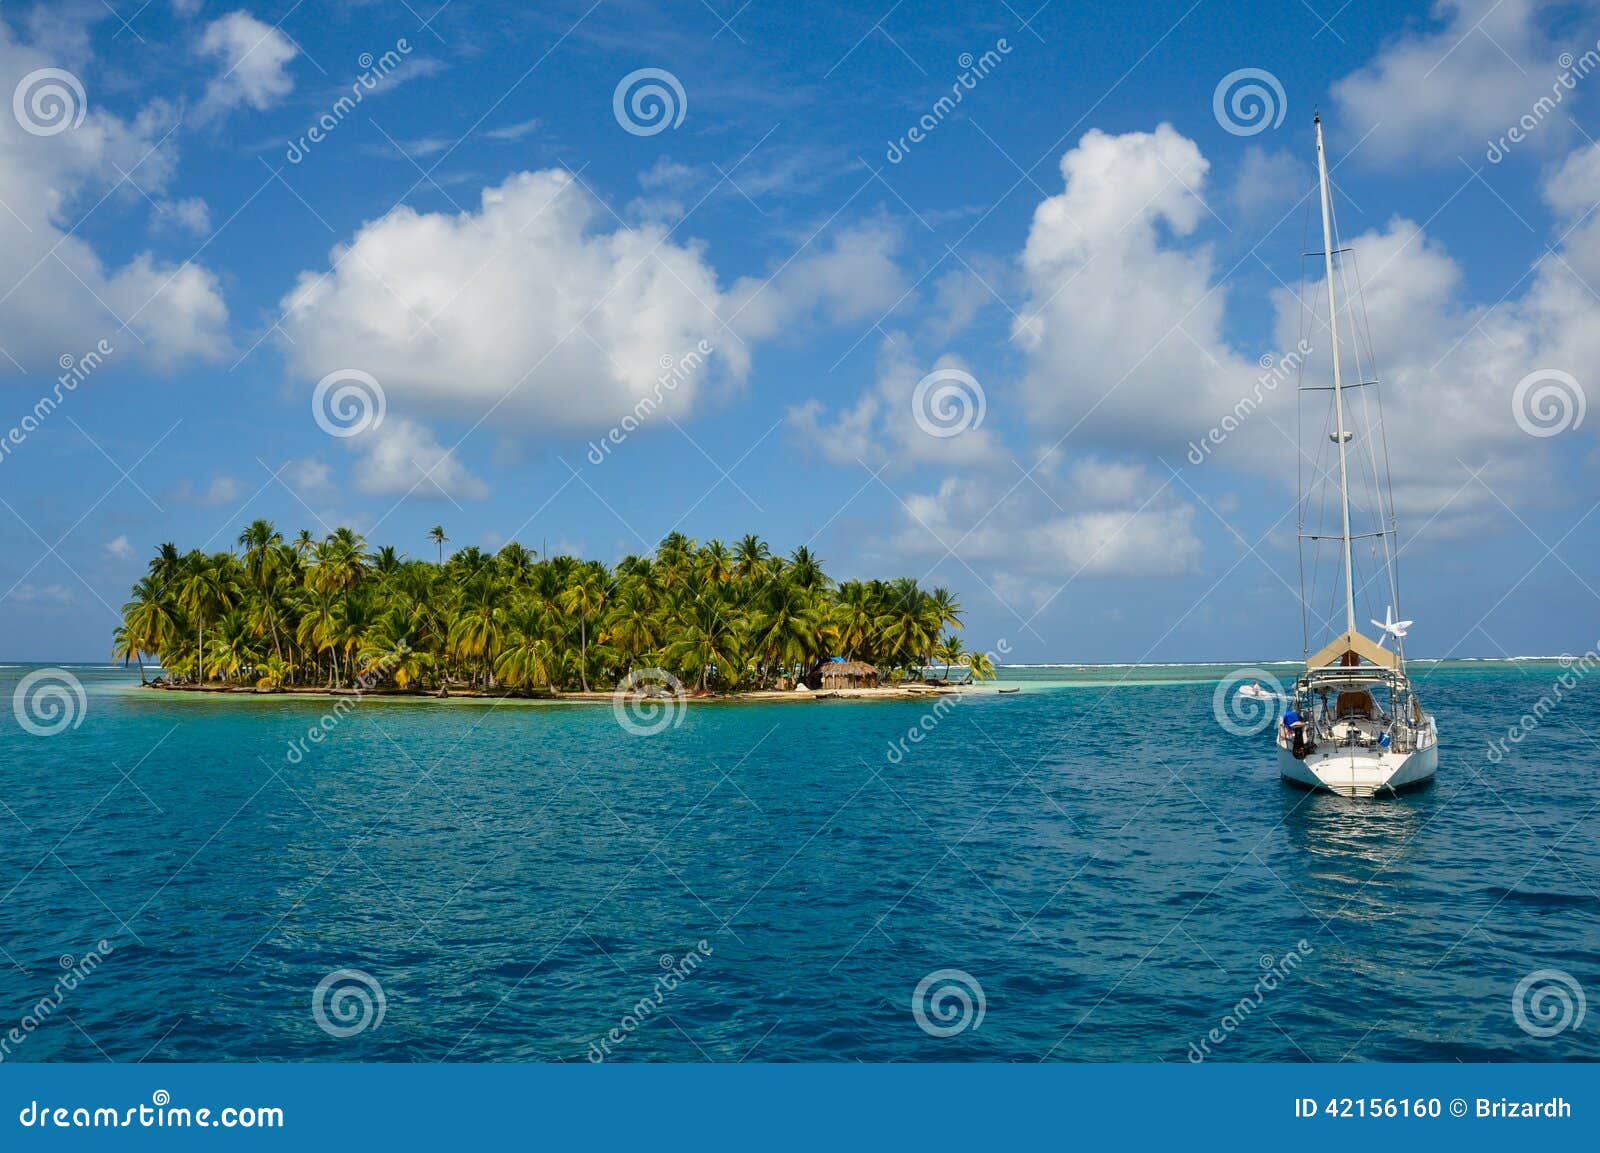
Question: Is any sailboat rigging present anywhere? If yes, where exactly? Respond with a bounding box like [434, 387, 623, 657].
[1275, 114, 1440, 797]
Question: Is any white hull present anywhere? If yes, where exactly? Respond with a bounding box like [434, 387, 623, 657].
[1278, 740, 1437, 798]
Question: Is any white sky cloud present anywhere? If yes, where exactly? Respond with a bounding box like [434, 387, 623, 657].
[891, 457, 1203, 588]
[197, 10, 297, 120]
[349, 417, 488, 501]
[1330, 0, 1581, 165]
[788, 338, 1002, 469]
[1008, 123, 1600, 531]
[277, 169, 905, 435]
[0, 22, 229, 373]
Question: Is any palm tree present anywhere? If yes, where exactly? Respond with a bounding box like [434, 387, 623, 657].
[237, 519, 285, 659]
[663, 597, 742, 692]
[112, 625, 145, 683]
[448, 576, 505, 688]
[120, 575, 177, 681]
[557, 566, 608, 691]
[934, 634, 965, 680]
[966, 650, 997, 682]
[752, 580, 824, 687]
[495, 606, 554, 691]
[428, 525, 449, 564]
[114, 522, 975, 697]
[734, 534, 770, 582]
[176, 552, 236, 684]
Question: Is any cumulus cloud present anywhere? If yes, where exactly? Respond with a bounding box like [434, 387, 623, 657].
[341, 418, 486, 501]
[891, 457, 1203, 590]
[1009, 123, 1599, 530]
[154, 194, 212, 236]
[0, 19, 229, 372]
[1011, 124, 1260, 450]
[788, 337, 1002, 469]
[105, 534, 136, 560]
[197, 10, 297, 120]
[180, 474, 243, 506]
[277, 169, 904, 434]
[1330, 0, 1580, 165]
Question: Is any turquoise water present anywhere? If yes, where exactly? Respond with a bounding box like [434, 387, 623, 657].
[1, 660, 1595, 1062]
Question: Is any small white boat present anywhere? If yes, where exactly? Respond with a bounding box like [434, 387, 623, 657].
[1275, 115, 1438, 798]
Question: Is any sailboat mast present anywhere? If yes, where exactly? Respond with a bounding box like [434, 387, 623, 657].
[1314, 114, 1357, 635]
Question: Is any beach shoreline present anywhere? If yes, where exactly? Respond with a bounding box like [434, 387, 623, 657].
[131, 680, 980, 704]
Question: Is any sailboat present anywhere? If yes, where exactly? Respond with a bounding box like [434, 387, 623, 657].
[1276, 114, 1439, 798]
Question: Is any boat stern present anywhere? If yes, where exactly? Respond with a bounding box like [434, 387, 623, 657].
[1277, 742, 1437, 797]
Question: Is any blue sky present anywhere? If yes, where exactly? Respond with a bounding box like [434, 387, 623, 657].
[1, 0, 1597, 662]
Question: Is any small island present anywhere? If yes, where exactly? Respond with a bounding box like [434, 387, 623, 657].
[113, 521, 996, 700]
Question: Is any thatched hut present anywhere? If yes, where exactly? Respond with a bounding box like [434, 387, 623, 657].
[812, 660, 880, 690]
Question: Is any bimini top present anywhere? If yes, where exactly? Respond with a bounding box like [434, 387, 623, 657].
[1304, 629, 1399, 672]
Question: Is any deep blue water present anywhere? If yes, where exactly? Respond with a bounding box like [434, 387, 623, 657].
[1, 661, 1596, 1062]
